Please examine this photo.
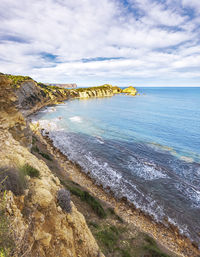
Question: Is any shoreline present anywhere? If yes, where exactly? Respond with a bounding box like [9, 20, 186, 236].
[34, 127, 200, 257]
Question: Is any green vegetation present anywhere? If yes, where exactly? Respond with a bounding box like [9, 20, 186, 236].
[143, 235, 170, 257]
[64, 183, 107, 218]
[0, 191, 15, 257]
[115, 248, 132, 257]
[96, 225, 119, 252]
[31, 145, 40, 153]
[0, 167, 26, 196]
[107, 207, 123, 223]
[39, 152, 52, 161]
[5, 74, 32, 88]
[31, 136, 38, 145]
[57, 189, 72, 213]
[20, 164, 40, 178]
[88, 221, 100, 229]
[75, 85, 113, 92]
[31, 144, 52, 161]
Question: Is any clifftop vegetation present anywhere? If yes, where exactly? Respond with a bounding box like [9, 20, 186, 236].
[5, 74, 32, 88]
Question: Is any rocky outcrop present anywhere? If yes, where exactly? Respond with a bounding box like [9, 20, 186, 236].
[15, 80, 73, 116]
[74, 84, 122, 99]
[2, 74, 123, 117]
[123, 86, 137, 96]
[0, 74, 104, 256]
[0, 130, 104, 257]
[0, 75, 31, 147]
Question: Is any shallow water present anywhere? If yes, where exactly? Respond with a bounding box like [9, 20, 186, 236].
[32, 87, 200, 245]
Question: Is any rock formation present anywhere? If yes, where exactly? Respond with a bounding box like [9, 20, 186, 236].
[0, 74, 104, 257]
[123, 86, 137, 96]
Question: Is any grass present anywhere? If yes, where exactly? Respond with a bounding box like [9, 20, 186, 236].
[31, 144, 52, 161]
[0, 167, 27, 196]
[96, 225, 119, 252]
[88, 221, 100, 229]
[74, 85, 114, 92]
[65, 184, 107, 218]
[107, 207, 123, 223]
[31, 145, 40, 153]
[115, 248, 131, 257]
[0, 191, 15, 257]
[5, 74, 32, 88]
[31, 136, 38, 145]
[20, 164, 40, 178]
[143, 235, 171, 257]
[39, 152, 52, 161]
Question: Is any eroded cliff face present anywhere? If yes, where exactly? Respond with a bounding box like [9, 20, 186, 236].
[0, 130, 103, 257]
[15, 80, 73, 116]
[0, 74, 104, 256]
[0, 75, 31, 146]
[3, 75, 122, 117]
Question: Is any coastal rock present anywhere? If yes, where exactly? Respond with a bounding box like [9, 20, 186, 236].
[123, 86, 137, 96]
[0, 74, 104, 257]
[0, 129, 104, 257]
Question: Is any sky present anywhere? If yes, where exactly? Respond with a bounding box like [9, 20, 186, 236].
[0, 0, 200, 87]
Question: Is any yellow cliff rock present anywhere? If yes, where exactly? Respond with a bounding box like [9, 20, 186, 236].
[0, 129, 104, 257]
[122, 86, 137, 96]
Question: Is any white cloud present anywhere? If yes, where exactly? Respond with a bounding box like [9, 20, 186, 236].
[0, 0, 199, 86]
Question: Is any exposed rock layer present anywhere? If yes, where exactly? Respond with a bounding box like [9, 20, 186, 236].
[0, 74, 104, 257]
[122, 86, 137, 96]
[0, 130, 103, 257]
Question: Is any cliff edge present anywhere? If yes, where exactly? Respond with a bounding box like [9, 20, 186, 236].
[0, 74, 104, 257]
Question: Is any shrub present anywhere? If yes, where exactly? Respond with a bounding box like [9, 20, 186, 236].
[88, 221, 100, 229]
[96, 226, 119, 252]
[31, 145, 39, 153]
[0, 191, 15, 256]
[67, 185, 106, 218]
[0, 167, 26, 196]
[20, 164, 40, 178]
[57, 189, 72, 213]
[143, 235, 170, 257]
[39, 152, 52, 161]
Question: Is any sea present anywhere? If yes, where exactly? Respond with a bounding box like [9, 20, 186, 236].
[32, 87, 200, 246]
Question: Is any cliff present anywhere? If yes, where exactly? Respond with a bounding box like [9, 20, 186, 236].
[0, 74, 104, 257]
[74, 84, 121, 98]
[3, 75, 122, 116]
[1, 74, 198, 257]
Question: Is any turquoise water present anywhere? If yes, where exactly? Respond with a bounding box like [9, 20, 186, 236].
[32, 87, 200, 245]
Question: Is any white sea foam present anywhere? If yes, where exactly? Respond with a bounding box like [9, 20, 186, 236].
[69, 116, 82, 123]
[95, 136, 104, 144]
[175, 183, 200, 207]
[32, 118, 63, 132]
[128, 157, 168, 180]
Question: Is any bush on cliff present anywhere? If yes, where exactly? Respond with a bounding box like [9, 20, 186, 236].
[20, 164, 40, 178]
[143, 235, 170, 257]
[5, 74, 32, 88]
[0, 167, 26, 196]
[66, 184, 107, 218]
[57, 188, 72, 213]
[0, 191, 15, 256]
